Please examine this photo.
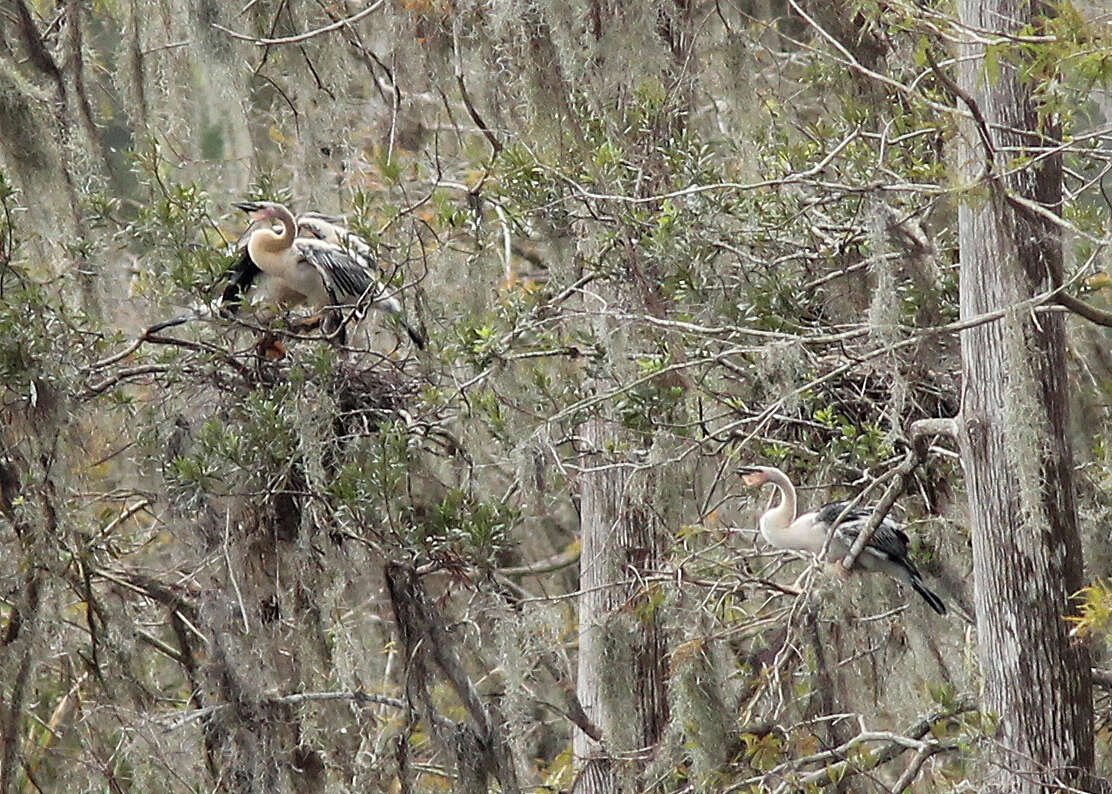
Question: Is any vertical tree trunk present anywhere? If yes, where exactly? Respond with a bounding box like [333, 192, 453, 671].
[573, 283, 668, 794]
[956, 1, 1096, 790]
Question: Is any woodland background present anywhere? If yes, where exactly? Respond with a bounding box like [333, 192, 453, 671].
[1, 0, 1112, 792]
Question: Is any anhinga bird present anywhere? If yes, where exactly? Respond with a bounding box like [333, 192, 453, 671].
[739, 465, 946, 614]
[223, 201, 425, 348]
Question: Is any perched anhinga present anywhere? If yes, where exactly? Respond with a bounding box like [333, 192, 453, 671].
[739, 465, 946, 614]
[294, 213, 424, 347]
[223, 201, 425, 348]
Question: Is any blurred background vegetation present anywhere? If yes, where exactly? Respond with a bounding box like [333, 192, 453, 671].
[0, 0, 1111, 791]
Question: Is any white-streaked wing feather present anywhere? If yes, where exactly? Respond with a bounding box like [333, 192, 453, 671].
[295, 240, 374, 304]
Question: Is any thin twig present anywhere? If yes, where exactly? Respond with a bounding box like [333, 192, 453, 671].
[223, 508, 250, 634]
[212, 0, 385, 46]
[452, 16, 502, 154]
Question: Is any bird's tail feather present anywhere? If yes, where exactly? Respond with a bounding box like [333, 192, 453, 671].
[403, 321, 426, 350]
[148, 313, 201, 334]
[909, 573, 946, 615]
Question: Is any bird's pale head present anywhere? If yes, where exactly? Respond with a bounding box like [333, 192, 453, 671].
[737, 466, 772, 486]
[234, 200, 285, 223]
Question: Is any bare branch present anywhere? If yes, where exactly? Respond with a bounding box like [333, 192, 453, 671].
[452, 18, 502, 155]
[212, 0, 385, 47]
[1055, 292, 1112, 328]
[498, 544, 580, 576]
[910, 417, 960, 440]
[924, 46, 996, 173]
[839, 439, 928, 571]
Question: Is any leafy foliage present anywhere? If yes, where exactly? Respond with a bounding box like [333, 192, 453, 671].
[0, 0, 1111, 791]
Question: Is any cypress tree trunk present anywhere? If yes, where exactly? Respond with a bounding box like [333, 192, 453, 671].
[573, 283, 668, 794]
[956, 1, 1096, 790]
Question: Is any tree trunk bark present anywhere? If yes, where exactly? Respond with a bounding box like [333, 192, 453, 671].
[956, 1, 1096, 790]
[572, 285, 668, 794]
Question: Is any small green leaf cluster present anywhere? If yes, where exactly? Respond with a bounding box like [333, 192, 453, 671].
[618, 352, 686, 435]
[166, 383, 300, 503]
[1069, 580, 1112, 648]
[415, 488, 518, 566]
[812, 403, 893, 463]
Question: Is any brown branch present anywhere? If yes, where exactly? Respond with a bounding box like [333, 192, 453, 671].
[456, 74, 502, 155]
[537, 652, 603, 742]
[451, 20, 502, 155]
[83, 318, 256, 396]
[1, 620, 38, 794]
[924, 46, 995, 174]
[839, 438, 929, 571]
[0, 566, 42, 794]
[166, 690, 423, 731]
[82, 364, 178, 396]
[909, 417, 960, 440]
[386, 563, 521, 794]
[498, 543, 580, 576]
[892, 743, 948, 793]
[788, 694, 977, 788]
[13, 0, 65, 96]
[66, 0, 117, 181]
[89, 565, 202, 627]
[86, 316, 201, 371]
[1055, 291, 1112, 328]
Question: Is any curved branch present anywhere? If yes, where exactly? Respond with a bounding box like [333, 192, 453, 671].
[212, 0, 385, 47]
[1055, 292, 1112, 328]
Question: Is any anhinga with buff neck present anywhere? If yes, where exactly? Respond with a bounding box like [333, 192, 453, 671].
[739, 465, 946, 614]
[224, 201, 425, 348]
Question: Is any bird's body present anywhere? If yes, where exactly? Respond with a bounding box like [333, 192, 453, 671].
[741, 465, 946, 614]
[224, 202, 425, 348]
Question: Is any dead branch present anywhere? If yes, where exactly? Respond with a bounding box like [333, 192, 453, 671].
[386, 562, 522, 794]
[741, 694, 977, 790]
[1056, 292, 1112, 328]
[498, 544, 580, 576]
[452, 21, 501, 155]
[212, 0, 385, 47]
[839, 443, 924, 571]
[924, 47, 995, 174]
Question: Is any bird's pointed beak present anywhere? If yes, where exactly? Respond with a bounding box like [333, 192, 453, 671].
[234, 201, 263, 214]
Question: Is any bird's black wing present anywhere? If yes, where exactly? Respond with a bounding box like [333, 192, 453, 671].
[296, 240, 386, 308]
[816, 501, 910, 561]
[817, 501, 945, 614]
[219, 248, 261, 315]
[297, 217, 378, 269]
[296, 239, 424, 348]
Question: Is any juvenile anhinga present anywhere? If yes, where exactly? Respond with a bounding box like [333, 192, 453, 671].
[223, 201, 425, 348]
[739, 465, 946, 614]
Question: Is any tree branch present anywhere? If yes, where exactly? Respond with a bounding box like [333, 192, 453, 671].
[924, 46, 995, 174]
[909, 417, 960, 440]
[386, 563, 522, 794]
[13, 0, 66, 96]
[211, 0, 386, 47]
[452, 18, 502, 155]
[751, 695, 977, 789]
[839, 434, 932, 571]
[1055, 292, 1112, 328]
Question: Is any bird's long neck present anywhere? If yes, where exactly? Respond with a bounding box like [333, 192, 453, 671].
[759, 468, 797, 535]
[256, 206, 296, 254]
